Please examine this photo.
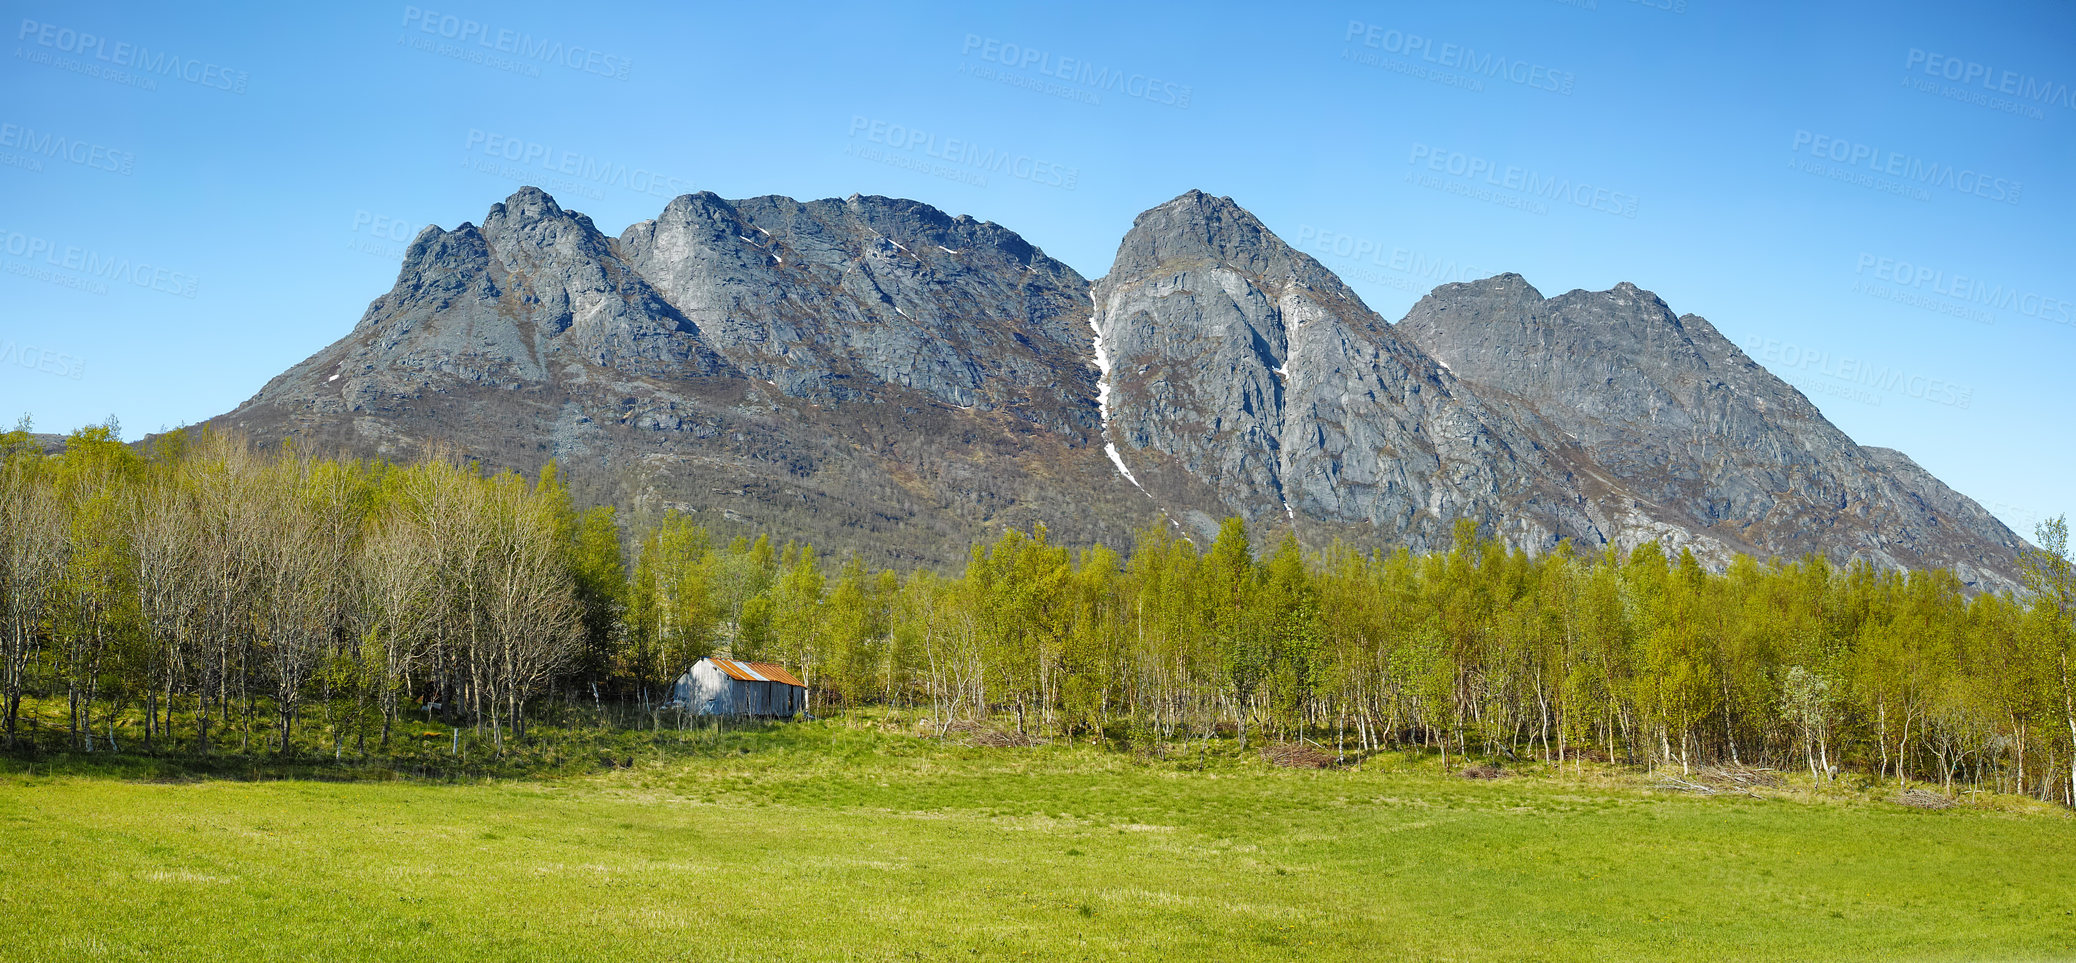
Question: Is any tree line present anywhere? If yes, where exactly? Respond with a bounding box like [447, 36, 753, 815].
[2, 423, 2072, 805]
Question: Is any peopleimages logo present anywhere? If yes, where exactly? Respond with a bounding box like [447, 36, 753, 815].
[400, 7, 631, 81]
[0, 122, 135, 175]
[462, 129, 694, 200]
[1344, 21, 1575, 95]
[1854, 253, 2071, 327]
[15, 18, 249, 93]
[846, 117, 1079, 190]
[352, 210, 419, 244]
[1743, 337, 1973, 410]
[958, 36, 1191, 108]
[0, 226, 199, 298]
[1408, 143, 1638, 218]
[1290, 227, 1488, 280]
[1903, 48, 2074, 114]
[0, 340, 85, 381]
[1290, 227, 1489, 295]
[1789, 130, 2022, 205]
[347, 210, 419, 261]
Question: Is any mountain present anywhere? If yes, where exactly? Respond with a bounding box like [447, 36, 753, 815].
[1090, 190, 1605, 553]
[215, 187, 1142, 562]
[204, 187, 2026, 590]
[1394, 274, 2027, 589]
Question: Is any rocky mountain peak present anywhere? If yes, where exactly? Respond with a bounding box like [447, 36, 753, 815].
[208, 185, 2025, 588]
[613, 189, 1093, 419]
[485, 185, 563, 222]
[1105, 191, 1383, 335]
[1398, 271, 2023, 590]
[1404, 273, 1548, 328]
[1109, 189, 1285, 281]
[1089, 193, 1595, 550]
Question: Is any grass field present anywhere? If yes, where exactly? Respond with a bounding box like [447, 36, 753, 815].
[3, 720, 2074, 962]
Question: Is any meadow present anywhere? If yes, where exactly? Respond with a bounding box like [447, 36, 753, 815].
[3, 719, 2074, 962]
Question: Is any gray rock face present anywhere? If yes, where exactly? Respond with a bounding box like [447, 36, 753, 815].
[1090, 191, 1604, 553]
[1396, 275, 2026, 590]
[213, 187, 1139, 564]
[205, 186, 2025, 588]
[616, 192, 1095, 433]
[280, 186, 723, 415]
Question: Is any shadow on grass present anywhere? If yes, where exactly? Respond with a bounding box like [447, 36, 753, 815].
[0, 716, 816, 784]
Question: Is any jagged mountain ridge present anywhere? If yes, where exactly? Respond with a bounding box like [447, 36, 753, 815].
[1393, 273, 2027, 590]
[206, 187, 2025, 590]
[1090, 191, 1608, 554]
[217, 187, 1143, 562]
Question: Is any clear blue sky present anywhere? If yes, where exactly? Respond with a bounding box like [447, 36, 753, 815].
[2, 0, 2069, 537]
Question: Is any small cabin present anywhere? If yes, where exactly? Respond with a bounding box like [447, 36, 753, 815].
[666, 657, 808, 718]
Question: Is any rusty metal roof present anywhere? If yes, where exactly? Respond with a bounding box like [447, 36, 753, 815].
[708, 658, 758, 682]
[748, 662, 806, 687]
[707, 657, 806, 688]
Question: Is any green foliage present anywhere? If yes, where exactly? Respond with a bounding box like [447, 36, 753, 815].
[4, 722, 2074, 961]
[568, 504, 629, 683]
[0, 433, 2072, 806]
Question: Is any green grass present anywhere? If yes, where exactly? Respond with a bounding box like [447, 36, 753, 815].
[3, 720, 2074, 961]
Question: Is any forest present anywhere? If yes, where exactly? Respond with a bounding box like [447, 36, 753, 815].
[2, 423, 2072, 806]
